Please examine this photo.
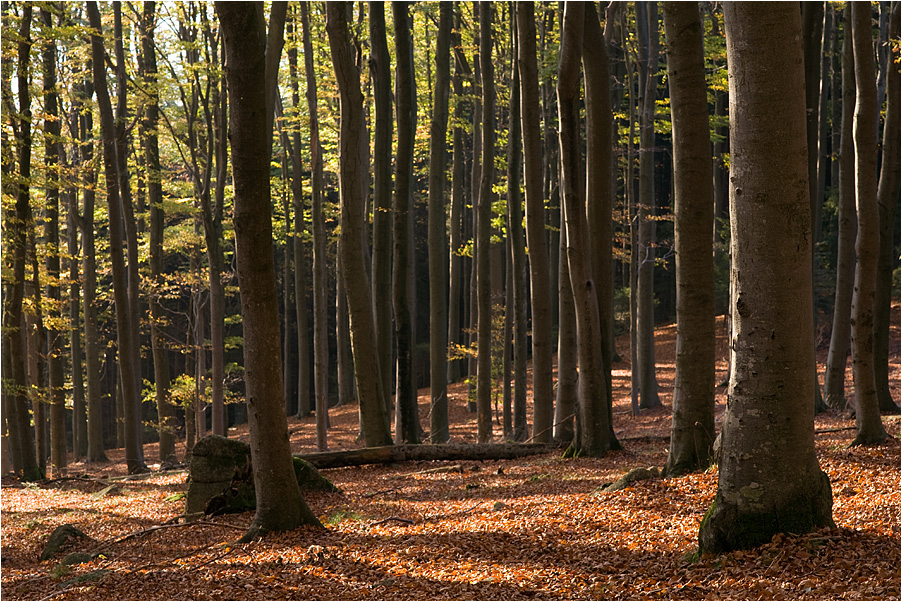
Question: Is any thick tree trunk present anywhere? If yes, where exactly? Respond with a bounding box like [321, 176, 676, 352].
[392, 1, 420, 445]
[368, 2, 395, 419]
[41, 6, 67, 471]
[87, 1, 146, 474]
[874, 3, 900, 413]
[849, 2, 889, 445]
[554, 220, 578, 445]
[216, 0, 320, 540]
[300, 3, 329, 447]
[516, 2, 553, 444]
[824, 4, 857, 410]
[476, 2, 495, 443]
[428, 3, 453, 444]
[636, 1, 662, 410]
[326, 1, 393, 448]
[661, 2, 716, 477]
[699, 3, 834, 554]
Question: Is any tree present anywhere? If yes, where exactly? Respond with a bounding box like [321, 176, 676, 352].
[699, 2, 834, 554]
[635, 1, 662, 410]
[475, 2, 495, 444]
[41, 4, 67, 471]
[368, 1, 394, 419]
[326, 0, 393, 448]
[558, 2, 612, 457]
[216, 1, 320, 540]
[661, 1, 716, 477]
[849, 1, 889, 446]
[824, 4, 857, 410]
[516, 1, 553, 444]
[428, 2, 452, 444]
[874, 2, 900, 413]
[392, 1, 420, 445]
[87, 1, 146, 475]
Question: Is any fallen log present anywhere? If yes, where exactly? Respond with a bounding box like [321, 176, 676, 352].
[295, 443, 559, 470]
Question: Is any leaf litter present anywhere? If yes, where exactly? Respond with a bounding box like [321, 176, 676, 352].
[2, 310, 899, 600]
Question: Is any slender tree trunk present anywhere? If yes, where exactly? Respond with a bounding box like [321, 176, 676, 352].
[699, 4, 834, 553]
[874, 3, 900, 413]
[41, 6, 67, 471]
[662, 1, 716, 477]
[814, 6, 834, 245]
[326, 1, 393, 448]
[517, 1, 553, 444]
[428, 3, 452, 443]
[368, 1, 395, 419]
[392, 1, 420, 445]
[468, 4, 482, 414]
[849, 2, 889, 445]
[216, 0, 320, 540]
[87, 1, 146, 474]
[476, 2, 495, 444]
[636, 1, 662, 410]
[824, 4, 857, 410]
[336, 257, 354, 410]
[554, 207, 578, 445]
[300, 3, 329, 448]
[447, 26, 467, 386]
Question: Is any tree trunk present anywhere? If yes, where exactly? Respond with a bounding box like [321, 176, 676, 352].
[87, 1, 146, 474]
[824, 3, 857, 410]
[476, 2, 495, 444]
[468, 6, 482, 414]
[392, 1, 420, 445]
[516, 2, 553, 445]
[300, 3, 329, 448]
[661, 1, 716, 477]
[636, 1, 662, 410]
[368, 1, 395, 419]
[41, 6, 67, 472]
[216, 0, 320, 540]
[447, 24, 467, 386]
[699, 3, 834, 554]
[4, 4, 41, 481]
[874, 3, 900, 413]
[849, 2, 889, 445]
[554, 209, 578, 445]
[428, 3, 453, 444]
[326, 1, 393, 448]
[558, 2, 612, 458]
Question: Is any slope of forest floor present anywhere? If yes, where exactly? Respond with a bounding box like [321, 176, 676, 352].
[2, 306, 900, 600]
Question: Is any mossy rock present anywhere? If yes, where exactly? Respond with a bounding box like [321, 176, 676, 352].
[600, 466, 660, 493]
[293, 457, 338, 493]
[40, 525, 93, 561]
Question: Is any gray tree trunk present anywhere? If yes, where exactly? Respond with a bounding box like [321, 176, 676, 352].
[516, 1, 554, 445]
[216, 1, 319, 540]
[326, 1, 393, 448]
[824, 4, 857, 410]
[428, 3, 452, 443]
[849, 1, 889, 445]
[662, 1, 716, 477]
[699, 3, 834, 554]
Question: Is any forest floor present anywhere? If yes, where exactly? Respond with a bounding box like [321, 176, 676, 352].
[2, 305, 900, 600]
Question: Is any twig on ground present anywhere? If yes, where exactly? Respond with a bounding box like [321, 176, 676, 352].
[368, 516, 414, 528]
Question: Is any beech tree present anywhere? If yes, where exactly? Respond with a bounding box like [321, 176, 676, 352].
[662, 1, 716, 476]
[216, 0, 319, 540]
[700, 2, 834, 553]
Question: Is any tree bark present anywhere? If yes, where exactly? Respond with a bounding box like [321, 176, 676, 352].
[874, 2, 900, 413]
[476, 2, 495, 444]
[87, 1, 146, 474]
[824, 3, 857, 410]
[636, 1, 662, 410]
[326, 1, 393, 448]
[392, 1, 420, 445]
[41, 5, 67, 471]
[516, 2, 554, 444]
[368, 1, 395, 419]
[700, 3, 834, 554]
[849, 1, 889, 445]
[661, 1, 716, 477]
[428, 3, 453, 444]
[216, 0, 320, 540]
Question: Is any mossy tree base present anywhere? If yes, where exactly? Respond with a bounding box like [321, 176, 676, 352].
[698, 469, 835, 555]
